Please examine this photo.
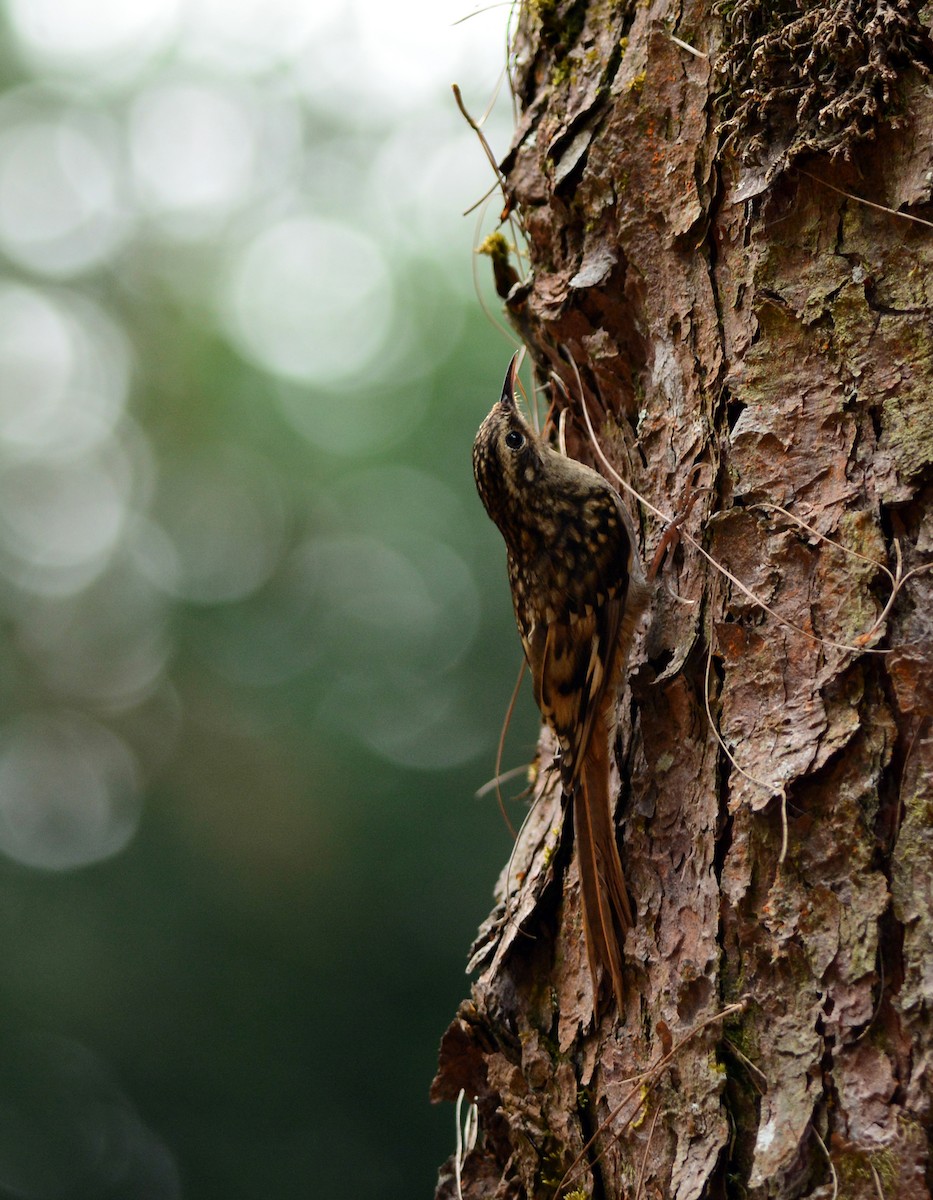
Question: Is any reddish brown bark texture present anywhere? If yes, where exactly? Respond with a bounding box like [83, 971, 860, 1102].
[433, 2, 933, 1197]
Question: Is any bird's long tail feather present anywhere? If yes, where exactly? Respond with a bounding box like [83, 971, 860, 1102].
[573, 728, 632, 1018]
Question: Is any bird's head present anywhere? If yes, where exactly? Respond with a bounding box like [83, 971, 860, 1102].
[472, 352, 544, 533]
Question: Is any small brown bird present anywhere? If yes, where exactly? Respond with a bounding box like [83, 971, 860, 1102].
[473, 352, 648, 1016]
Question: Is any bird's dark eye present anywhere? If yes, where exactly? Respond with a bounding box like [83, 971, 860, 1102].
[505, 429, 525, 450]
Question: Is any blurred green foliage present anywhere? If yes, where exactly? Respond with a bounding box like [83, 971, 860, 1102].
[0, 2, 540, 1196]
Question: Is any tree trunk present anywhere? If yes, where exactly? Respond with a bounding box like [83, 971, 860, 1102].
[433, 2, 933, 1197]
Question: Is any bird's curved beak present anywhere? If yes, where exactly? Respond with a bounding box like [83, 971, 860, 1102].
[499, 350, 522, 409]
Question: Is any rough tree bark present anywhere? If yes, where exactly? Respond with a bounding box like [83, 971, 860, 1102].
[433, 1, 933, 1197]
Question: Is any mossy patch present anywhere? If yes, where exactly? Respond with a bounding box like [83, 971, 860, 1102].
[881, 388, 933, 481]
[716, 0, 932, 171]
[834, 1144, 900, 1193]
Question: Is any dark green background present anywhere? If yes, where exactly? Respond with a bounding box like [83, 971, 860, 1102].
[0, 4, 539, 1196]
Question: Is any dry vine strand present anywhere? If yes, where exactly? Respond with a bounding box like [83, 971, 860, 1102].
[799, 167, 933, 233]
[567, 347, 924, 657]
[556, 999, 750, 1194]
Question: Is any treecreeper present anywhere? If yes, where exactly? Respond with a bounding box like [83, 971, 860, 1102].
[472, 352, 648, 1018]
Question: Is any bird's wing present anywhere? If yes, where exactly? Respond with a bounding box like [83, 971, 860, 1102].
[535, 594, 625, 789]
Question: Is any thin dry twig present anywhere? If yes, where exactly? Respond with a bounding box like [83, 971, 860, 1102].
[453, 83, 506, 194]
[868, 1157, 887, 1200]
[557, 341, 933, 814]
[463, 176, 502, 218]
[751, 501, 891, 579]
[754, 503, 933, 647]
[722, 1036, 768, 1094]
[703, 639, 778, 801]
[496, 763, 560, 940]
[668, 32, 707, 57]
[557, 406, 570, 457]
[634, 1102, 663, 1200]
[488, 657, 527, 838]
[454, 1088, 479, 1200]
[778, 785, 789, 864]
[451, 2, 513, 25]
[857, 554, 933, 647]
[648, 465, 709, 581]
[854, 947, 886, 1043]
[453, 75, 527, 326]
[557, 999, 749, 1194]
[459, 60, 512, 209]
[475, 763, 530, 799]
[469, 200, 521, 344]
[571, 357, 902, 657]
[798, 168, 933, 233]
[811, 1125, 838, 1200]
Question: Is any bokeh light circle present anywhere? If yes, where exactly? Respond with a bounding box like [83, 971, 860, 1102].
[275, 376, 431, 457]
[130, 79, 258, 223]
[144, 445, 286, 605]
[0, 282, 131, 457]
[224, 215, 393, 384]
[0, 108, 126, 276]
[7, 0, 181, 77]
[14, 557, 172, 709]
[0, 444, 132, 595]
[0, 1032, 181, 1197]
[0, 711, 143, 870]
[181, 0, 329, 73]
